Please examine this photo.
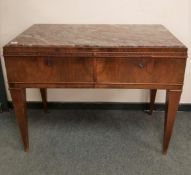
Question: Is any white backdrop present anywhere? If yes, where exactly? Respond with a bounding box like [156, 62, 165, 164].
[0, 0, 190, 103]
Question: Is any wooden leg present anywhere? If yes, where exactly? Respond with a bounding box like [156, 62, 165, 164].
[163, 90, 181, 154]
[40, 88, 48, 113]
[149, 89, 157, 115]
[10, 88, 29, 152]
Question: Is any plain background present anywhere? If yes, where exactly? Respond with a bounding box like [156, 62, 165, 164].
[0, 0, 190, 103]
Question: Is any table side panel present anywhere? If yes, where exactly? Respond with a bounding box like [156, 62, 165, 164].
[4, 51, 187, 89]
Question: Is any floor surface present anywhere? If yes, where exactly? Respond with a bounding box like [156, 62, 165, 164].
[0, 109, 190, 175]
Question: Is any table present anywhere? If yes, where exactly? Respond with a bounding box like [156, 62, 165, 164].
[3, 24, 187, 153]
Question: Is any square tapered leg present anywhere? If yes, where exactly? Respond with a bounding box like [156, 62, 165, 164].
[149, 89, 157, 115]
[163, 90, 181, 154]
[40, 88, 48, 113]
[10, 88, 29, 152]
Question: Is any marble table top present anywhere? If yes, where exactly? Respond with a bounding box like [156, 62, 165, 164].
[6, 24, 186, 49]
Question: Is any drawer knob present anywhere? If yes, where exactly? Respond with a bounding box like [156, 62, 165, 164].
[138, 63, 144, 69]
[45, 58, 52, 66]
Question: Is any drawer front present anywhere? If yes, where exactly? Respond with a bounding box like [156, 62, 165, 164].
[5, 57, 94, 83]
[96, 57, 186, 84]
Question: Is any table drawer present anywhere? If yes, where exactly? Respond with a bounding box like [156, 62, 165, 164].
[5, 57, 94, 83]
[96, 57, 186, 84]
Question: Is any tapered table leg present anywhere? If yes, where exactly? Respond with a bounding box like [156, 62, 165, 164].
[40, 88, 48, 113]
[163, 90, 181, 154]
[10, 88, 29, 152]
[149, 89, 157, 115]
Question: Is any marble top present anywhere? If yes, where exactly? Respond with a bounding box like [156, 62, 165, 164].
[6, 24, 186, 48]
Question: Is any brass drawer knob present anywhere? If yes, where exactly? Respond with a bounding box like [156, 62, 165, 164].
[44, 58, 52, 66]
[138, 63, 144, 69]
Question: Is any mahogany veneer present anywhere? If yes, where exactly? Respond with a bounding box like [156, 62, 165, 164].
[3, 24, 187, 154]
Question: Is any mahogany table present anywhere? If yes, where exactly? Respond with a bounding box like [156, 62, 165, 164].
[3, 24, 187, 153]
